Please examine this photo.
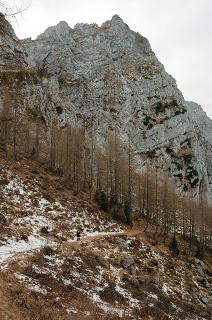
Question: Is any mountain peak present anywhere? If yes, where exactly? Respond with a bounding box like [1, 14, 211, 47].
[57, 20, 70, 29]
[37, 20, 71, 40]
[111, 14, 124, 23]
[101, 14, 129, 33]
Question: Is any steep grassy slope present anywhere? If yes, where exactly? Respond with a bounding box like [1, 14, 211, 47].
[0, 156, 211, 320]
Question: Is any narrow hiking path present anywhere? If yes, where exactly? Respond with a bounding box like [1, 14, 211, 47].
[0, 229, 141, 265]
[68, 229, 140, 244]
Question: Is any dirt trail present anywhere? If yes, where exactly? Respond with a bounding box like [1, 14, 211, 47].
[82, 229, 141, 240]
[0, 229, 141, 265]
[71, 229, 140, 243]
[0, 229, 141, 266]
[61, 229, 141, 251]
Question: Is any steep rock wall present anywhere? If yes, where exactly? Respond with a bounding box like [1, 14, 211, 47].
[0, 14, 211, 202]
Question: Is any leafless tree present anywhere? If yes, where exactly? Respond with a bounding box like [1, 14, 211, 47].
[0, 1, 31, 17]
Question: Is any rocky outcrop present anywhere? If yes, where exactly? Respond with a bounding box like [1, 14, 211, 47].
[0, 13, 26, 68]
[186, 102, 212, 197]
[0, 14, 211, 202]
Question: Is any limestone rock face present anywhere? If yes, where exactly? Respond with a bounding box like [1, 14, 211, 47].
[0, 13, 26, 68]
[186, 101, 212, 197]
[0, 14, 211, 202]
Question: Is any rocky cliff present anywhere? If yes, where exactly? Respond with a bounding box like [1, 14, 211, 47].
[0, 13, 26, 68]
[0, 14, 211, 202]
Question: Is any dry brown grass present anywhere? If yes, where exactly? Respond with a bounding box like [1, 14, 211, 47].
[0, 276, 22, 320]
[0, 270, 69, 320]
[99, 283, 126, 304]
[0, 156, 211, 320]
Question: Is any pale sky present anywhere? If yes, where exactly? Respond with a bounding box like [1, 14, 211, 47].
[7, 0, 212, 119]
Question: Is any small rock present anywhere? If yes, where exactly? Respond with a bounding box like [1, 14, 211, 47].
[124, 275, 139, 288]
[122, 255, 135, 269]
[116, 238, 129, 250]
[24, 302, 31, 311]
[194, 258, 205, 269]
[201, 297, 209, 305]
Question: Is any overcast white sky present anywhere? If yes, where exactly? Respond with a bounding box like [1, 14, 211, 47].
[8, 0, 212, 119]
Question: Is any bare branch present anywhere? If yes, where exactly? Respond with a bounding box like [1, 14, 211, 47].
[0, 0, 31, 17]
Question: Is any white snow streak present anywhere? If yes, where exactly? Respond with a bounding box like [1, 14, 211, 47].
[0, 236, 46, 264]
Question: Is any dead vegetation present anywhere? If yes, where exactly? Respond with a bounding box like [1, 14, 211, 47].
[0, 155, 211, 319]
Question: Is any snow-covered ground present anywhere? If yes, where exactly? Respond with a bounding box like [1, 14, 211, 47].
[0, 236, 46, 264]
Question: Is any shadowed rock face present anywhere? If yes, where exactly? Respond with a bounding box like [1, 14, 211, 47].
[0, 14, 211, 202]
[186, 101, 212, 197]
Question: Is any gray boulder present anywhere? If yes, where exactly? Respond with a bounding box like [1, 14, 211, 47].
[116, 238, 129, 250]
[123, 275, 139, 288]
[122, 255, 135, 269]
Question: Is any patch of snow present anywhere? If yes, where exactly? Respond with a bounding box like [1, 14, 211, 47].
[71, 271, 81, 278]
[44, 255, 65, 268]
[148, 303, 154, 307]
[32, 265, 57, 278]
[148, 293, 158, 300]
[65, 306, 78, 315]
[91, 292, 126, 317]
[162, 283, 174, 295]
[115, 283, 140, 308]
[15, 272, 48, 294]
[0, 235, 46, 264]
[15, 215, 49, 236]
[38, 197, 50, 209]
[61, 277, 72, 286]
